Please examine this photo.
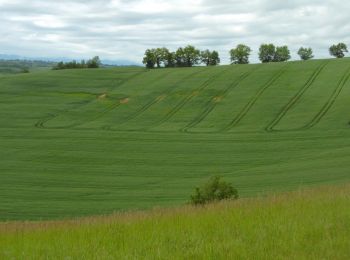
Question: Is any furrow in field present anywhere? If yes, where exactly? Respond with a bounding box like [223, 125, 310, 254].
[35, 70, 147, 129]
[100, 70, 175, 131]
[114, 68, 208, 127]
[221, 65, 288, 132]
[146, 67, 231, 130]
[302, 66, 350, 130]
[265, 61, 329, 132]
[34, 99, 94, 129]
[181, 67, 258, 133]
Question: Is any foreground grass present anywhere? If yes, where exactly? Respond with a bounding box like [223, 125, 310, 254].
[1, 184, 350, 259]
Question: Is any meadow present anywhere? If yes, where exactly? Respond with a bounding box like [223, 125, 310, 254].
[1, 58, 350, 220]
[1, 184, 350, 259]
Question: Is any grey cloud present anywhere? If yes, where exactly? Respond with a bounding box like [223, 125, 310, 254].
[0, 0, 349, 64]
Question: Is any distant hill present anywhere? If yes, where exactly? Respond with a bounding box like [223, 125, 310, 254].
[0, 59, 55, 74]
[0, 54, 139, 67]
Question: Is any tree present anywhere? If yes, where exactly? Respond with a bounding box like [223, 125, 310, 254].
[175, 45, 201, 67]
[329, 43, 348, 58]
[259, 44, 276, 63]
[154, 48, 168, 68]
[142, 49, 156, 69]
[230, 44, 251, 64]
[52, 57, 100, 70]
[87, 56, 101, 68]
[298, 47, 314, 60]
[164, 50, 176, 68]
[201, 49, 220, 66]
[273, 46, 291, 62]
[190, 176, 238, 205]
[209, 51, 220, 66]
[175, 47, 186, 67]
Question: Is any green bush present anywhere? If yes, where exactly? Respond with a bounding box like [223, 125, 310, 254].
[190, 176, 238, 205]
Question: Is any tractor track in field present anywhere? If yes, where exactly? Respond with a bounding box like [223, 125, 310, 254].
[220, 65, 288, 132]
[145, 67, 232, 131]
[180, 66, 259, 133]
[265, 61, 329, 132]
[301, 66, 350, 130]
[100, 70, 175, 131]
[34, 70, 148, 130]
[110, 68, 209, 129]
[35, 99, 93, 129]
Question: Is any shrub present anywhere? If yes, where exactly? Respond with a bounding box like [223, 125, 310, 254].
[190, 176, 238, 205]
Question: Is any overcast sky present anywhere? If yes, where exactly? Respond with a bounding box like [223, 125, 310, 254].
[0, 0, 349, 64]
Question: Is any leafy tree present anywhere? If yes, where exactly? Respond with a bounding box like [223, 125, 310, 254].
[201, 49, 220, 66]
[190, 176, 239, 205]
[142, 49, 156, 69]
[201, 50, 212, 66]
[259, 44, 276, 63]
[87, 56, 101, 68]
[329, 43, 348, 58]
[273, 46, 291, 62]
[154, 48, 168, 68]
[164, 50, 176, 68]
[176, 45, 201, 67]
[230, 44, 252, 64]
[184, 45, 201, 67]
[174, 47, 186, 67]
[209, 51, 220, 66]
[298, 47, 314, 60]
[53, 61, 64, 70]
[52, 57, 100, 70]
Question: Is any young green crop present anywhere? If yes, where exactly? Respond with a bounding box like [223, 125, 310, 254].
[0, 58, 350, 220]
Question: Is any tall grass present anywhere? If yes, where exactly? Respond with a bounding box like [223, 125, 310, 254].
[1, 184, 350, 259]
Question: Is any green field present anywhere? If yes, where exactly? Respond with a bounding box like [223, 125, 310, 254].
[1, 184, 350, 259]
[1, 58, 350, 220]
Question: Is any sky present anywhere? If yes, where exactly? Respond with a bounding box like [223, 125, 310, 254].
[0, 0, 349, 64]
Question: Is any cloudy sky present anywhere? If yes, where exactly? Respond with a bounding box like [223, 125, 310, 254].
[0, 0, 349, 64]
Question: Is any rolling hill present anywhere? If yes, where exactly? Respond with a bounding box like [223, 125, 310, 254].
[1, 58, 350, 220]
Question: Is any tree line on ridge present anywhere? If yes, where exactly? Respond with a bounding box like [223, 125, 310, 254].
[142, 43, 348, 68]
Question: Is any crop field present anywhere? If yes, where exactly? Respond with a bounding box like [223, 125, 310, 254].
[1, 58, 350, 220]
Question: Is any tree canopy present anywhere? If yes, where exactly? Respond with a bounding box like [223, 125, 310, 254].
[201, 50, 220, 66]
[53, 56, 101, 70]
[298, 47, 314, 60]
[143, 46, 219, 68]
[230, 44, 252, 64]
[259, 44, 276, 63]
[274, 46, 291, 62]
[329, 43, 348, 58]
[258, 44, 291, 63]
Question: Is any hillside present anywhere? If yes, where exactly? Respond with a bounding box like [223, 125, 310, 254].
[1, 58, 350, 220]
[0, 60, 54, 74]
[1, 184, 350, 259]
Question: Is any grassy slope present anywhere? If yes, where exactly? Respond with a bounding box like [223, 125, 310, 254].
[1, 184, 350, 259]
[0, 59, 350, 220]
